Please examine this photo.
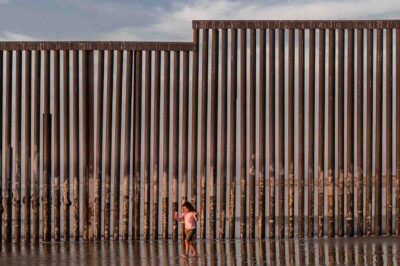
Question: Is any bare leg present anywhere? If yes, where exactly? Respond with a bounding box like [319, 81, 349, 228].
[182, 240, 189, 258]
[189, 241, 197, 256]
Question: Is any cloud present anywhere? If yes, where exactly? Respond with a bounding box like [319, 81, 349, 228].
[100, 0, 400, 41]
[0, 31, 35, 41]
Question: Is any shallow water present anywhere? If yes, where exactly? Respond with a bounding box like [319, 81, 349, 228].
[0, 236, 400, 265]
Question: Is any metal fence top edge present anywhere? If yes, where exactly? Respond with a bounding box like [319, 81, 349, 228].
[0, 41, 195, 51]
[192, 20, 400, 29]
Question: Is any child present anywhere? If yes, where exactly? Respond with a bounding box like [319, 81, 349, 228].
[175, 202, 198, 258]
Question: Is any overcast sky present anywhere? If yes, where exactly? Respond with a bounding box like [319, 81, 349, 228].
[0, 0, 399, 42]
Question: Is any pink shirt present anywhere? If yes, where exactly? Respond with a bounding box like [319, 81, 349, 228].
[176, 212, 198, 230]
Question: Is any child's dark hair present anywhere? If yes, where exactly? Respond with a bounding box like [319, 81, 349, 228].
[182, 202, 196, 212]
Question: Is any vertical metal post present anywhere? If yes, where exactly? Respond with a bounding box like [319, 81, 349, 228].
[386, 29, 393, 236]
[72, 50, 80, 241]
[356, 29, 364, 236]
[0, 50, 3, 243]
[63, 50, 71, 241]
[374, 29, 383, 236]
[240, 28, 247, 239]
[288, 28, 295, 238]
[318, 29, 326, 238]
[210, 29, 219, 239]
[346, 29, 355, 237]
[298, 28, 305, 238]
[133, 50, 142, 240]
[161, 51, 169, 239]
[182, 51, 189, 240]
[144, 50, 152, 239]
[337, 29, 345, 237]
[278, 28, 285, 239]
[172, 51, 180, 239]
[32, 50, 41, 243]
[151, 51, 161, 239]
[396, 28, 400, 235]
[53, 50, 61, 242]
[219, 28, 228, 239]
[229, 28, 238, 239]
[104, 50, 114, 240]
[94, 50, 104, 241]
[327, 29, 335, 238]
[42, 50, 51, 242]
[200, 29, 209, 239]
[14, 50, 22, 243]
[258, 28, 266, 239]
[24, 50, 32, 243]
[112, 50, 123, 241]
[191, 29, 199, 215]
[122, 50, 133, 240]
[366, 29, 373, 236]
[308, 29, 316, 238]
[249, 28, 256, 239]
[269, 28, 276, 239]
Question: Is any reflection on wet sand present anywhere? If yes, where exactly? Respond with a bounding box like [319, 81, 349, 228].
[0, 236, 399, 265]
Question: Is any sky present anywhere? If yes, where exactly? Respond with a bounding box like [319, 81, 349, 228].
[0, 0, 400, 42]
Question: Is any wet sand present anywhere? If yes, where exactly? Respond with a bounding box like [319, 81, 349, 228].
[0, 236, 399, 265]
